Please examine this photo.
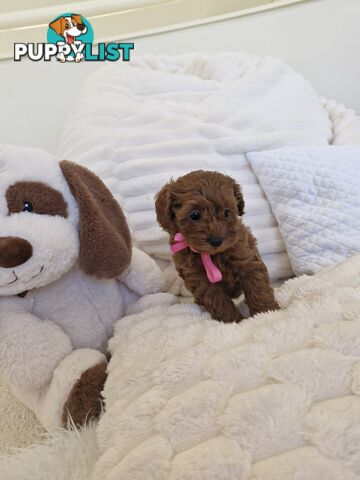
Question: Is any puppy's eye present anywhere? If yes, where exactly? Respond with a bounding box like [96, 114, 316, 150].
[190, 211, 201, 221]
[65, 23, 70, 28]
[224, 209, 231, 218]
[22, 201, 33, 213]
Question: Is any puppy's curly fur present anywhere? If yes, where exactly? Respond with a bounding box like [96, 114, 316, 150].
[155, 170, 279, 323]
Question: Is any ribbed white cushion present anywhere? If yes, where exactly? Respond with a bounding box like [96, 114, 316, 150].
[58, 53, 334, 284]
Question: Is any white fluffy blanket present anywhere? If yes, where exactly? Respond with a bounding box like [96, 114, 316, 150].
[1, 255, 360, 480]
[93, 253, 360, 480]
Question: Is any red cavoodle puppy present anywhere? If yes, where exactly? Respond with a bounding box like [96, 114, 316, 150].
[155, 170, 279, 323]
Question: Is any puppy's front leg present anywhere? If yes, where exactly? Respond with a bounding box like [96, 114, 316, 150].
[242, 257, 279, 316]
[195, 284, 242, 323]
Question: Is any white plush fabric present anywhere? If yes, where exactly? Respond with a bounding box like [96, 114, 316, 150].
[0, 423, 98, 480]
[92, 253, 360, 480]
[0, 376, 42, 455]
[247, 146, 360, 275]
[6, 254, 359, 479]
[58, 52, 336, 287]
[321, 97, 360, 145]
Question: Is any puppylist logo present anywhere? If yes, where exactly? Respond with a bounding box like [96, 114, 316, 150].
[14, 13, 134, 63]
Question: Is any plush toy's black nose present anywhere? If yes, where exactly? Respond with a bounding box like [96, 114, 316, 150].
[0, 237, 33, 268]
[208, 236, 223, 247]
[77, 24, 86, 31]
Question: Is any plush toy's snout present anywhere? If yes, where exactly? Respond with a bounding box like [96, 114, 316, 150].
[0, 236, 32, 268]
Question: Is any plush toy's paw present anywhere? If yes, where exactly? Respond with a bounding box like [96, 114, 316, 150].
[62, 362, 107, 427]
[120, 247, 165, 295]
[126, 292, 178, 315]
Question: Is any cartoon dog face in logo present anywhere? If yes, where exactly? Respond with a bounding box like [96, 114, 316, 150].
[49, 14, 87, 44]
[49, 14, 88, 62]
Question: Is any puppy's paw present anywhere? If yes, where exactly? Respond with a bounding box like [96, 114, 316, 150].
[62, 362, 107, 427]
[250, 300, 280, 316]
[199, 287, 243, 324]
[223, 309, 243, 324]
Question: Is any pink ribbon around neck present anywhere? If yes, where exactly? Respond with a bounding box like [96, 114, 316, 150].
[170, 232, 222, 284]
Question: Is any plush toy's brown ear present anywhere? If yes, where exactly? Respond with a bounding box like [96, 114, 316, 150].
[60, 160, 132, 279]
[155, 182, 177, 234]
[231, 178, 245, 216]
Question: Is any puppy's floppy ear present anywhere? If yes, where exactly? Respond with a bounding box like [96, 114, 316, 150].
[60, 160, 132, 279]
[231, 178, 245, 216]
[155, 182, 176, 233]
[49, 17, 64, 35]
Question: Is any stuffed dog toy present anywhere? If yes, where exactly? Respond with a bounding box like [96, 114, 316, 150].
[0, 145, 164, 428]
[155, 170, 279, 323]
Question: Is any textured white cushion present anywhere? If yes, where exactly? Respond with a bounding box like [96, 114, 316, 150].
[58, 53, 335, 285]
[247, 146, 360, 274]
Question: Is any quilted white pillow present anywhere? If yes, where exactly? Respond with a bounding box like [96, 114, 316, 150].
[247, 146, 360, 275]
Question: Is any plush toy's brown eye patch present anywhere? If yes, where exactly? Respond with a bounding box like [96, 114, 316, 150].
[6, 181, 68, 217]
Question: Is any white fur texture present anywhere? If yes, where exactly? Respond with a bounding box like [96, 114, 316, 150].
[1, 255, 359, 479]
[0, 423, 98, 480]
[92, 253, 360, 479]
[0, 376, 42, 455]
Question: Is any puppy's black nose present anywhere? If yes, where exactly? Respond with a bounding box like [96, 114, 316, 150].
[77, 24, 86, 31]
[208, 236, 223, 247]
[0, 237, 33, 268]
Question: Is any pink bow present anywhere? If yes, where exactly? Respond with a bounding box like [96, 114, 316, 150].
[170, 233, 222, 284]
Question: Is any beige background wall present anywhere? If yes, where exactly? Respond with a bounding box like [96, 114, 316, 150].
[0, 0, 359, 153]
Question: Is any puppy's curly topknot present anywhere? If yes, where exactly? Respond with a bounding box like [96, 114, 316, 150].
[156, 170, 279, 323]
